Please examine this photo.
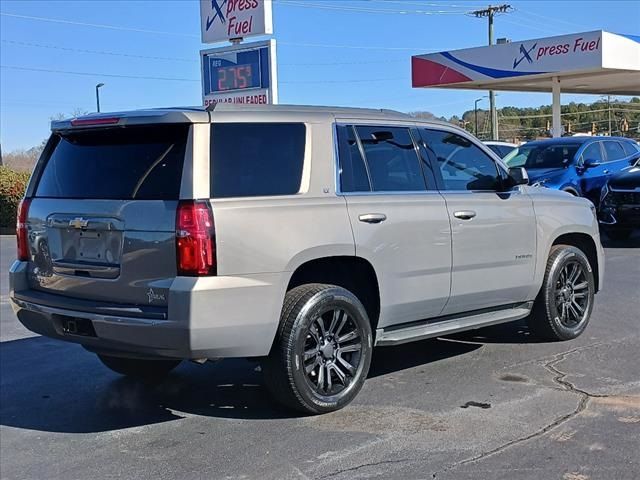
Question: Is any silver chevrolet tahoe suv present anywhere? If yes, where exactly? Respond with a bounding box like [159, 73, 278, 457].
[10, 104, 604, 414]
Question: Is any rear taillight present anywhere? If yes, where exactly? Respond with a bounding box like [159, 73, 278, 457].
[16, 198, 31, 261]
[176, 200, 216, 276]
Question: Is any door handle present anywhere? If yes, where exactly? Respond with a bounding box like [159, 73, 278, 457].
[358, 213, 387, 224]
[603, 169, 610, 174]
[453, 210, 476, 220]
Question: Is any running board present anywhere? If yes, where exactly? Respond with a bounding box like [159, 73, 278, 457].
[375, 303, 533, 347]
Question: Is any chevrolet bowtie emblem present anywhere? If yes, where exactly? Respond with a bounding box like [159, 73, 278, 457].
[69, 217, 89, 229]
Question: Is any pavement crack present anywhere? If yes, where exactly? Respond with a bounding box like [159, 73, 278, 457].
[318, 458, 415, 479]
[542, 350, 610, 399]
[432, 347, 608, 477]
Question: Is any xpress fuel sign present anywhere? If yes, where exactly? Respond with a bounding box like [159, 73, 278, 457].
[200, 0, 273, 44]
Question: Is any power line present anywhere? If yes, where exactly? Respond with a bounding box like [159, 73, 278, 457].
[279, 41, 439, 51]
[499, 17, 564, 36]
[0, 64, 403, 84]
[362, 0, 478, 8]
[1, 12, 443, 52]
[277, 0, 466, 15]
[515, 8, 590, 31]
[1, 65, 200, 82]
[0, 12, 200, 37]
[1, 39, 415, 65]
[1, 39, 196, 63]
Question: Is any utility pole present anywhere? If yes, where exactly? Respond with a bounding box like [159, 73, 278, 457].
[474, 96, 486, 138]
[607, 95, 612, 136]
[472, 4, 511, 140]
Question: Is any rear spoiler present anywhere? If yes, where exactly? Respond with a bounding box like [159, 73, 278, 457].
[51, 108, 211, 132]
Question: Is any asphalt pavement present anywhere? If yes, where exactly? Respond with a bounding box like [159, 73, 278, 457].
[1, 234, 639, 480]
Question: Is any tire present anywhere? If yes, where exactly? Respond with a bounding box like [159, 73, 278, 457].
[263, 284, 373, 414]
[606, 229, 632, 241]
[97, 354, 181, 379]
[527, 245, 595, 341]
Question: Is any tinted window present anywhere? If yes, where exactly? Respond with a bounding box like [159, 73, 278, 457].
[337, 125, 370, 192]
[210, 123, 305, 198]
[421, 129, 500, 191]
[621, 141, 640, 156]
[355, 126, 426, 192]
[486, 144, 515, 158]
[581, 142, 604, 163]
[505, 143, 581, 169]
[603, 141, 626, 161]
[35, 125, 188, 200]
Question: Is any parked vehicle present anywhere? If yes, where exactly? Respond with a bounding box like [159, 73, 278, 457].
[10, 105, 604, 414]
[599, 157, 640, 240]
[504, 136, 640, 207]
[483, 140, 517, 158]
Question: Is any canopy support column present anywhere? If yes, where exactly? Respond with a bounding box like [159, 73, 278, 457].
[552, 77, 562, 138]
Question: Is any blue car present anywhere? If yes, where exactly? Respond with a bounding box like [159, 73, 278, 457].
[504, 136, 640, 206]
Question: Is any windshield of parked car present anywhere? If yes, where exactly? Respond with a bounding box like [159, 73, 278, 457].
[504, 143, 581, 169]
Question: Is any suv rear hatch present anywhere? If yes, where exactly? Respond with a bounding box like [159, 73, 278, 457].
[23, 121, 190, 310]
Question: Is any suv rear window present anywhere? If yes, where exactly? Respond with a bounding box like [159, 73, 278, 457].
[35, 124, 188, 200]
[210, 123, 305, 198]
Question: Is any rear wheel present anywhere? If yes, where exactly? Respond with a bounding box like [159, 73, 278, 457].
[527, 245, 595, 341]
[263, 284, 373, 414]
[97, 354, 181, 379]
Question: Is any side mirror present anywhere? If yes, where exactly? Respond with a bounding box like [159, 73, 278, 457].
[583, 158, 601, 168]
[508, 167, 529, 186]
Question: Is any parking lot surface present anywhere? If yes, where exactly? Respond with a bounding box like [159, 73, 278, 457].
[1, 234, 639, 480]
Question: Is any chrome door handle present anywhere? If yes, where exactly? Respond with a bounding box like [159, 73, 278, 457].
[453, 210, 476, 220]
[603, 169, 610, 174]
[358, 213, 387, 224]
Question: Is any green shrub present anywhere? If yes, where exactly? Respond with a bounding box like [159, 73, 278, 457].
[0, 166, 32, 228]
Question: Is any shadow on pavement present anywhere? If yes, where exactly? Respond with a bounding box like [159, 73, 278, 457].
[0, 319, 539, 433]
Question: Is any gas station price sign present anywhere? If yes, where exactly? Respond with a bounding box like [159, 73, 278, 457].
[201, 40, 277, 107]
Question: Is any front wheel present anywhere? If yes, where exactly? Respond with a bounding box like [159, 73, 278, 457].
[263, 284, 373, 414]
[97, 354, 181, 379]
[527, 245, 595, 341]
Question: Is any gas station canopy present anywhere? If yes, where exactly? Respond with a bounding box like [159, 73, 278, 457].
[412, 31, 639, 94]
[411, 30, 640, 136]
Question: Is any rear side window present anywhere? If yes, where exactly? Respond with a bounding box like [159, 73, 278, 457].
[336, 125, 371, 192]
[603, 140, 626, 161]
[621, 141, 640, 156]
[355, 126, 426, 192]
[35, 125, 188, 200]
[210, 123, 305, 198]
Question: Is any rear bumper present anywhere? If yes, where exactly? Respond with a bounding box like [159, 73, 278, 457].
[9, 261, 288, 359]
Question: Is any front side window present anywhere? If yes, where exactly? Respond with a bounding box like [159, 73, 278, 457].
[421, 129, 500, 191]
[580, 142, 604, 164]
[354, 126, 426, 192]
[210, 123, 305, 198]
[603, 141, 626, 161]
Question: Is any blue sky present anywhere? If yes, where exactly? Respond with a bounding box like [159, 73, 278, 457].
[1, 0, 638, 151]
